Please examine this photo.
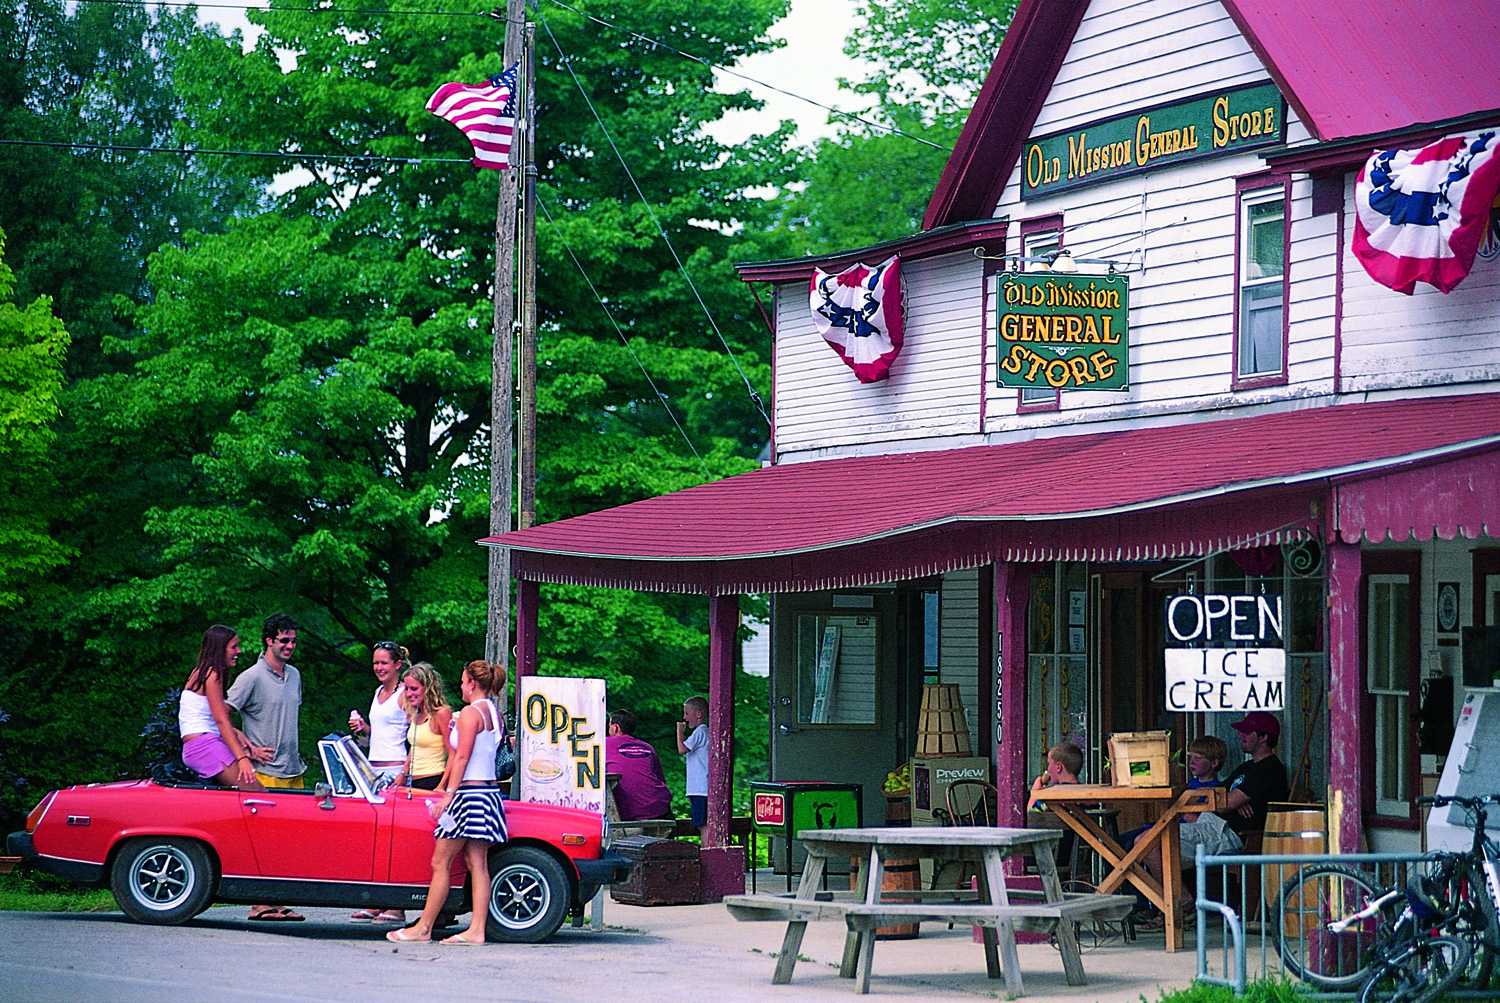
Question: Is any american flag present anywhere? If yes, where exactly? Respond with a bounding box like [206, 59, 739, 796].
[426, 63, 518, 170]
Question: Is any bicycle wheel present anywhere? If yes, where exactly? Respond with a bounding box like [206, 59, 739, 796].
[1441, 859, 1499, 990]
[1357, 934, 1470, 1003]
[1276, 863, 1388, 988]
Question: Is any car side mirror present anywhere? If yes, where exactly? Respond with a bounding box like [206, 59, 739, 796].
[315, 782, 334, 810]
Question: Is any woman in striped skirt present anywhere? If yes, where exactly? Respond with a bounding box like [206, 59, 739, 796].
[388, 659, 507, 945]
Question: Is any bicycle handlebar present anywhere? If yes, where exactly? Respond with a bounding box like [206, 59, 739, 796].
[1417, 794, 1500, 809]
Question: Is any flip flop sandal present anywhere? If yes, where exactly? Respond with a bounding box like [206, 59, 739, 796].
[249, 908, 305, 922]
[350, 909, 380, 922]
[374, 911, 405, 923]
[386, 928, 430, 943]
[440, 935, 484, 946]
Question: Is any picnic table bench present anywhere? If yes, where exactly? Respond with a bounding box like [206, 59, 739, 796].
[723, 826, 1132, 996]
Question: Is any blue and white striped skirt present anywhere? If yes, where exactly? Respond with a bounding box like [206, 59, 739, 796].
[434, 786, 507, 843]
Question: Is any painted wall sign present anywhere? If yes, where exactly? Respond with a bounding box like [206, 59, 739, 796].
[1022, 82, 1285, 199]
[518, 676, 605, 812]
[1163, 593, 1285, 712]
[995, 272, 1129, 390]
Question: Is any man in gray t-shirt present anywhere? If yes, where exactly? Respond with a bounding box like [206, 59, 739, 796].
[225, 611, 306, 921]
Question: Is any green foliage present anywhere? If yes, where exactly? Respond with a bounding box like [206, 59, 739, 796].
[1144, 978, 1311, 1003]
[0, 871, 114, 913]
[0, 229, 72, 609]
[763, 0, 1016, 254]
[0, 0, 785, 828]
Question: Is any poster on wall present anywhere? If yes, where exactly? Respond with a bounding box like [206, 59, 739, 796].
[518, 676, 606, 813]
[994, 271, 1129, 391]
[1162, 593, 1285, 713]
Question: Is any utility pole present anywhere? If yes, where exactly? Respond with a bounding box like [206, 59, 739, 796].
[519, 23, 538, 530]
[485, 0, 526, 669]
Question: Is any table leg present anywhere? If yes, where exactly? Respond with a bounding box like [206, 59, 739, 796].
[980, 849, 1023, 998]
[1033, 840, 1086, 985]
[773, 852, 828, 984]
[1160, 818, 1183, 953]
[840, 847, 883, 980]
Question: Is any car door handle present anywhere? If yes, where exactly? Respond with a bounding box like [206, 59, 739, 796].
[244, 798, 276, 813]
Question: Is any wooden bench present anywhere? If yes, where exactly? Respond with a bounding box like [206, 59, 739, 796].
[725, 889, 1132, 994]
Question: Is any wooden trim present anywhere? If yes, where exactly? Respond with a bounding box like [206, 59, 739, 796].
[1361, 551, 1422, 830]
[1231, 177, 1291, 391]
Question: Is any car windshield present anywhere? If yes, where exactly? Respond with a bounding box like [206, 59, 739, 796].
[337, 736, 386, 793]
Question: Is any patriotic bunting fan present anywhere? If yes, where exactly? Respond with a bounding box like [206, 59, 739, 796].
[810, 255, 905, 384]
[1353, 131, 1500, 295]
[426, 63, 518, 170]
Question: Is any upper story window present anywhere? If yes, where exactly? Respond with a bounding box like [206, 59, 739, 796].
[1235, 181, 1288, 386]
[1017, 222, 1063, 410]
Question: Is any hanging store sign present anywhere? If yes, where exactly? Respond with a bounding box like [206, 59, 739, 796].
[994, 271, 1129, 391]
[1022, 82, 1285, 199]
[1162, 593, 1285, 713]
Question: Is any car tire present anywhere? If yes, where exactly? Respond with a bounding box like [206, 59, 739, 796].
[486, 845, 570, 943]
[110, 837, 214, 925]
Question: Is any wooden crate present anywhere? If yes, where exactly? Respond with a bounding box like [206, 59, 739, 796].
[1108, 730, 1170, 787]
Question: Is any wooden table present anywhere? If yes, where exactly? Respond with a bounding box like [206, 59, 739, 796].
[1026, 784, 1226, 952]
[724, 826, 1130, 996]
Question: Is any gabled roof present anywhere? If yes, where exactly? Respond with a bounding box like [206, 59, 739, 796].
[925, 0, 1500, 230]
[482, 393, 1500, 580]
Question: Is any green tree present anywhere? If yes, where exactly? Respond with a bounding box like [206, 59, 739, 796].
[0, 227, 70, 610]
[0, 0, 787, 824]
[0, 0, 261, 377]
[766, 0, 1016, 254]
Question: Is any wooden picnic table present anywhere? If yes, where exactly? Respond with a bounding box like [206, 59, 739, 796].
[724, 825, 1130, 996]
[1026, 784, 1227, 952]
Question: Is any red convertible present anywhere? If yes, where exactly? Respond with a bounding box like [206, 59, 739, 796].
[8, 734, 628, 942]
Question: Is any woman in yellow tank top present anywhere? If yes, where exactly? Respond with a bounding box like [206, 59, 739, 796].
[396, 662, 454, 790]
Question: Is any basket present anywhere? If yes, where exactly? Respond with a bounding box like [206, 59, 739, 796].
[915, 684, 972, 757]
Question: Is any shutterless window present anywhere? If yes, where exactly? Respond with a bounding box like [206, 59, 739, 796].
[1238, 190, 1284, 378]
[1367, 574, 1411, 816]
[796, 613, 877, 725]
[1019, 231, 1061, 405]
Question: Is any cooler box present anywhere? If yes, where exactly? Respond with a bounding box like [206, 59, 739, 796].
[750, 781, 864, 840]
[610, 835, 701, 905]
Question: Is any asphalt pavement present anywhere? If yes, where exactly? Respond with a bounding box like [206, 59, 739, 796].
[1, 884, 1209, 1003]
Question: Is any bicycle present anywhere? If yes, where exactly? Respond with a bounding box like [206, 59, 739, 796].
[1416, 793, 1500, 991]
[1275, 861, 1468, 1000]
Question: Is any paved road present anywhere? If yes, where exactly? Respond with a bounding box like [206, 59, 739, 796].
[1, 901, 1203, 1002]
[2, 906, 735, 1003]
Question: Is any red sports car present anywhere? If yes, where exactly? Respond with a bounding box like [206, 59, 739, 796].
[8, 734, 628, 942]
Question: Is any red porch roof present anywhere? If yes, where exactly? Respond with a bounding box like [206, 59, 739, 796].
[481, 394, 1500, 592]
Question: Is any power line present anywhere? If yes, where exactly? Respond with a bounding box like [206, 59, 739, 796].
[72, 0, 946, 150]
[0, 138, 469, 165]
[538, 9, 770, 430]
[537, 195, 711, 481]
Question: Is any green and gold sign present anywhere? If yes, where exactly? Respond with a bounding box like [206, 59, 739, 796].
[1022, 82, 1284, 199]
[995, 272, 1129, 391]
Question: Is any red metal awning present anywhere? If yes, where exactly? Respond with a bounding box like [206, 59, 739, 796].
[481, 394, 1500, 593]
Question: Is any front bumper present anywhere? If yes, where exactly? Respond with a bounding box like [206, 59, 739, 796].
[576, 849, 631, 892]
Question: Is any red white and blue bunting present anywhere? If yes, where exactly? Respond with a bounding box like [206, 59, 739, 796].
[809, 255, 905, 384]
[1353, 131, 1500, 295]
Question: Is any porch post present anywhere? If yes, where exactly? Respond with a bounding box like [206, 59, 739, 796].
[994, 562, 1030, 828]
[514, 577, 539, 692]
[701, 593, 746, 900]
[1326, 540, 1363, 854]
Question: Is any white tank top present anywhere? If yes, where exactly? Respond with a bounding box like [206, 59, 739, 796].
[452, 699, 501, 783]
[178, 688, 220, 738]
[367, 685, 408, 761]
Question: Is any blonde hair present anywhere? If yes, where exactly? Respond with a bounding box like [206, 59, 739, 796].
[399, 661, 450, 720]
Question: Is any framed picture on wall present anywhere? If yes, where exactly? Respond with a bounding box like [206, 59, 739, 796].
[1437, 581, 1460, 634]
[1068, 590, 1086, 625]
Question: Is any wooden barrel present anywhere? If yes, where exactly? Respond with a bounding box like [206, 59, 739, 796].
[1262, 804, 1327, 936]
[851, 858, 921, 939]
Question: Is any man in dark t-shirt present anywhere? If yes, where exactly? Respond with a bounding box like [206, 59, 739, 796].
[1219, 711, 1289, 836]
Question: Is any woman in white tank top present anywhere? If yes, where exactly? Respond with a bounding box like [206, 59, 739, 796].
[178, 625, 266, 789]
[387, 659, 509, 946]
[348, 641, 413, 925]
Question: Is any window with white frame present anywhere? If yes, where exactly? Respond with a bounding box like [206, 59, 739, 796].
[1367, 574, 1412, 816]
[1237, 187, 1285, 380]
[1019, 230, 1062, 406]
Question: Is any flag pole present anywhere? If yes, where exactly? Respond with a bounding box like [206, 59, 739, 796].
[518, 21, 538, 531]
[485, 0, 526, 670]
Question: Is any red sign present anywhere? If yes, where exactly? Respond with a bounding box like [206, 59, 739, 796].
[754, 792, 785, 826]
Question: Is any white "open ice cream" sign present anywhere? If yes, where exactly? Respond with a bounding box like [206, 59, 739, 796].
[1162, 594, 1285, 713]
